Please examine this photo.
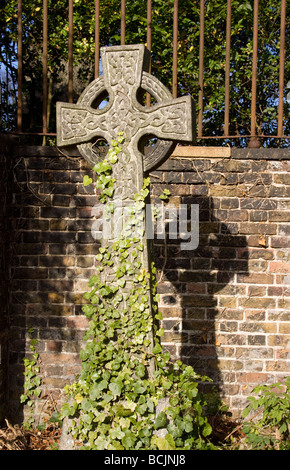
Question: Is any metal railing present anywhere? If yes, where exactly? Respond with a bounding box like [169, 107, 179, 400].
[4, 0, 290, 145]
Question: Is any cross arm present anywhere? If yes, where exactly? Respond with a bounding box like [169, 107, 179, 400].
[56, 101, 109, 147]
[134, 95, 195, 145]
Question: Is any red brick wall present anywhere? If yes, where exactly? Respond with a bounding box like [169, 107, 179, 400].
[5, 145, 290, 421]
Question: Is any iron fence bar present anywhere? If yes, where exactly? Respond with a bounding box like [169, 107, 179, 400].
[43, 0, 48, 134]
[95, 0, 100, 79]
[198, 0, 204, 138]
[121, 0, 126, 45]
[17, 0, 23, 132]
[224, 0, 231, 136]
[172, 0, 178, 98]
[277, 0, 286, 137]
[250, 0, 259, 142]
[68, 0, 73, 103]
[146, 0, 152, 107]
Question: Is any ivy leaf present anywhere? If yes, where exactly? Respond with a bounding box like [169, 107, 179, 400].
[83, 175, 92, 186]
[109, 381, 122, 397]
[152, 343, 162, 354]
[89, 380, 108, 400]
[135, 364, 146, 378]
[154, 411, 167, 430]
[117, 278, 126, 288]
[103, 186, 114, 197]
[93, 161, 112, 174]
[153, 433, 176, 450]
[110, 428, 125, 440]
[81, 398, 94, 412]
[121, 431, 137, 449]
[202, 422, 212, 437]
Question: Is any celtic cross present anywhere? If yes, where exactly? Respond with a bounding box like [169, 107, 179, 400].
[57, 44, 194, 203]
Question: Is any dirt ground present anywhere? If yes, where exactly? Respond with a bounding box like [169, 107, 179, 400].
[0, 415, 243, 450]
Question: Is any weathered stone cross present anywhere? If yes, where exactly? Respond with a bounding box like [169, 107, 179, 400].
[57, 44, 194, 199]
[57, 41, 194, 323]
[57, 43, 194, 270]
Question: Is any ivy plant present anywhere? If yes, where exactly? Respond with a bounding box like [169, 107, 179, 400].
[242, 377, 290, 450]
[63, 133, 215, 450]
[20, 328, 42, 429]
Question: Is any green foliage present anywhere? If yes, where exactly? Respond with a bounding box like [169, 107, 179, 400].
[20, 328, 42, 429]
[159, 188, 171, 201]
[242, 377, 290, 450]
[61, 134, 216, 450]
[1, 0, 289, 144]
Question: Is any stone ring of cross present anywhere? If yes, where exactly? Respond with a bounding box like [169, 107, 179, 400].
[57, 44, 194, 173]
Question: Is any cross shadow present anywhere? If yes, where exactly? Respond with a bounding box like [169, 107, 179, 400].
[153, 195, 249, 406]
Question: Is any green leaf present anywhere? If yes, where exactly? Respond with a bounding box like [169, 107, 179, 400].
[110, 428, 125, 440]
[135, 364, 146, 378]
[202, 421, 212, 437]
[36, 422, 46, 432]
[152, 343, 162, 354]
[121, 431, 137, 449]
[93, 161, 111, 174]
[81, 398, 94, 412]
[109, 382, 122, 397]
[154, 411, 167, 430]
[89, 380, 108, 400]
[83, 175, 92, 186]
[103, 186, 114, 197]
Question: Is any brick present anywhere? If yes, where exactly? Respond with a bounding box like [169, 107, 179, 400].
[238, 297, 276, 309]
[239, 222, 277, 235]
[248, 335, 266, 345]
[249, 210, 267, 222]
[41, 206, 76, 218]
[273, 173, 290, 184]
[269, 261, 290, 273]
[236, 347, 273, 359]
[218, 297, 237, 308]
[38, 280, 74, 291]
[266, 361, 290, 372]
[269, 185, 290, 197]
[52, 195, 71, 207]
[237, 273, 274, 284]
[182, 295, 217, 308]
[50, 219, 68, 230]
[247, 286, 267, 297]
[271, 237, 289, 248]
[41, 232, 76, 244]
[220, 198, 239, 209]
[73, 195, 98, 206]
[278, 224, 290, 236]
[268, 335, 290, 347]
[39, 255, 75, 267]
[208, 359, 243, 371]
[209, 186, 241, 197]
[279, 323, 290, 334]
[243, 248, 274, 260]
[237, 372, 269, 384]
[13, 268, 48, 279]
[240, 198, 277, 210]
[269, 211, 290, 222]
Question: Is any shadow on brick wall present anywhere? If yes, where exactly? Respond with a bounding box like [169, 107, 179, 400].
[154, 195, 249, 402]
